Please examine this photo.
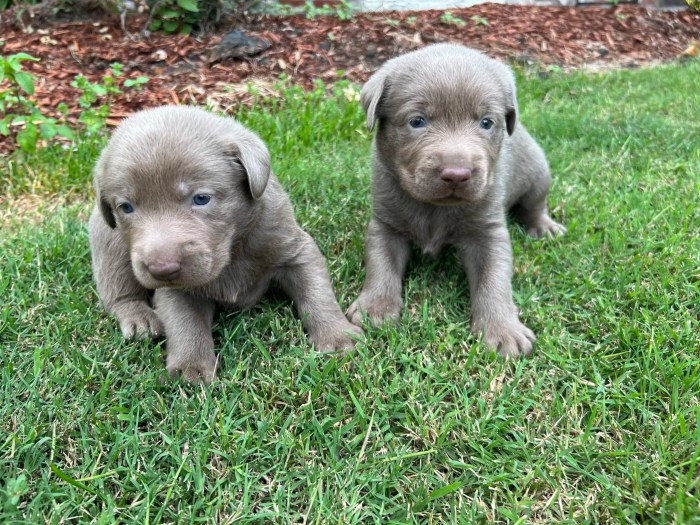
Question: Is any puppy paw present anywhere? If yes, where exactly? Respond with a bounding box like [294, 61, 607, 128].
[474, 319, 536, 358]
[309, 321, 364, 354]
[347, 294, 402, 327]
[115, 302, 164, 340]
[166, 350, 219, 384]
[526, 215, 566, 239]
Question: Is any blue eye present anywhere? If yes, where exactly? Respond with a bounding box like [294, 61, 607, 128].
[409, 116, 427, 129]
[480, 118, 494, 130]
[192, 194, 211, 206]
[119, 202, 134, 214]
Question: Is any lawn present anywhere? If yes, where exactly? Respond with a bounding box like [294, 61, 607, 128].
[1, 62, 699, 523]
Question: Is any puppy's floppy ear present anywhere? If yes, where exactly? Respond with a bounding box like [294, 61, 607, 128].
[361, 69, 388, 132]
[93, 156, 117, 228]
[228, 133, 272, 200]
[504, 69, 519, 136]
[505, 106, 517, 136]
[99, 195, 117, 229]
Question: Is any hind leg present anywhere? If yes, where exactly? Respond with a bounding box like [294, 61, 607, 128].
[508, 128, 566, 239]
[511, 161, 565, 239]
[512, 190, 566, 239]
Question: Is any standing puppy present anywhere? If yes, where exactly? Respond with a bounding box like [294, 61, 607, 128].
[90, 106, 362, 383]
[347, 44, 564, 357]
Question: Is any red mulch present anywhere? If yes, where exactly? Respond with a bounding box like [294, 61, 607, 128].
[1, 4, 699, 149]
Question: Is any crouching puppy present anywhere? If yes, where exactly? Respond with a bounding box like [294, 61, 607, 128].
[347, 44, 565, 357]
[89, 105, 362, 383]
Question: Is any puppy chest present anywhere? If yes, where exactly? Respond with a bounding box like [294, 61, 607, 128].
[200, 267, 271, 309]
[383, 205, 487, 256]
[394, 214, 457, 256]
[415, 227, 458, 257]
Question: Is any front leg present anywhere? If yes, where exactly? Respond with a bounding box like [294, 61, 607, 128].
[277, 232, 363, 353]
[154, 289, 218, 383]
[457, 227, 535, 357]
[347, 217, 411, 326]
[89, 207, 163, 340]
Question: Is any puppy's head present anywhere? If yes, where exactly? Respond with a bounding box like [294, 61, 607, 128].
[362, 44, 518, 205]
[94, 105, 272, 289]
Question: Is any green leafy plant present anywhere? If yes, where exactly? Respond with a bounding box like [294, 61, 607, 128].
[0, 51, 75, 153]
[300, 0, 329, 19]
[331, 0, 356, 21]
[260, 0, 355, 20]
[470, 15, 489, 26]
[147, 0, 251, 35]
[69, 63, 149, 134]
[260, 1, 294, 15]
[440, 11, 465, 27]
[149, 0, 200, 34]
[0, 51, 36, 95]
[298, 0, 356, 20]
[124, 76, 149, 90]
[0, 53, 151, 153]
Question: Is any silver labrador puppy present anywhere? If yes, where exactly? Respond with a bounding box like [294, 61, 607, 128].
[347, 44, 565, 357]
[90, 105, 362, 383]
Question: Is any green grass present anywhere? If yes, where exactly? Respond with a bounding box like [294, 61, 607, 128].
[1, 62, 699, 523]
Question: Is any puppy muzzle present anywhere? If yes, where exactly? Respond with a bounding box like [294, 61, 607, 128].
[129, 224, 221, 289]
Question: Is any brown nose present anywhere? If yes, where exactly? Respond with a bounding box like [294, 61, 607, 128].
[147, 261, 182, 281]
[440, 166, 473, 183]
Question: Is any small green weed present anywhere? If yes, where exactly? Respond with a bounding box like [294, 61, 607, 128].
[265, 0, 356, 20]
[149, 0, 200, 34]
[303, 0, 356, 20]
[439, 12, 487, 28]
[70, 62, 149, 134]
[440, 11, 465, 27]
[1, 53, 149, 153]
[470, 14, 489, 26]
[0, 50, 75, 153]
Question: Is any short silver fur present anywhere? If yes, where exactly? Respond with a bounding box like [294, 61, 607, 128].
[347, 44, 565, 357]
[89, 105, 362, 383]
